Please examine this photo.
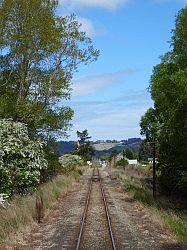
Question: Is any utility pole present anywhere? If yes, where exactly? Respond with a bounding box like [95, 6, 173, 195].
[152, 142, 156, 198]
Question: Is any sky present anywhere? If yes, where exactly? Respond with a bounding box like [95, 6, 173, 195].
[57, 0, 187, 141]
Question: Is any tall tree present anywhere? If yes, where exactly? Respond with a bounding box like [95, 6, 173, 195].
[124, 148, 134, 160]
[77, 129, 91, 145]
[0, 0, 99, 137]
[75, 130, 95, 161]
[140, 108, 160, 142]
[138, 140, 153, 162]
[141, 7, 187, 196]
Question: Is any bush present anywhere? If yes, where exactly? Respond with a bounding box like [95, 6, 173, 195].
[0, 174, 80, 243]
[40, 150, 62, 183]
[59, 154, 84, 174]
[116, 158, 128, 168]
[179, 171, 187, 196]
[141, 161, 149, 165]
[0, 120, 47, 197]
[158, 165, 183, 196]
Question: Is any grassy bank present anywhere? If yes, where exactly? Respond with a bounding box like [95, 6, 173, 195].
[0, 169, 83, 245]
[120, 174, 187, 242]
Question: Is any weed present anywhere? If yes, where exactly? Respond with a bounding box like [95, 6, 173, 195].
[120, 174, 187, 242]
[0, 171, 83, 244]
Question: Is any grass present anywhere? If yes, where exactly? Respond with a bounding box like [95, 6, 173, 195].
[0, 170, 83, 245]
[120, 174, 187, 242]
[139, 162, 152, 171]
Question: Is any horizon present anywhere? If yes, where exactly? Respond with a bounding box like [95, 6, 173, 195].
[60, 137, 142, 142]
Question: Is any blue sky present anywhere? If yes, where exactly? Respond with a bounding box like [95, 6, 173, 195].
[57, 0, 187, 141]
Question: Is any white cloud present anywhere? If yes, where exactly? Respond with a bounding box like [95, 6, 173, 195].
[72, 69, 136, 97]
[59, 0, 129, 10]
[68, 91, 153, 140]
[76, 17, 97, 36]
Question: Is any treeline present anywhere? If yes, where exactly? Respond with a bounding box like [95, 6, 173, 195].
[0, 0, 98, 199]
[140, 8, 187, 197]
[100, 148, 136, 161]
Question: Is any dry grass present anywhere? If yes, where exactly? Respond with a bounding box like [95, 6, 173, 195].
[120, 174, 187, 242]
[0, 172, 81, 245]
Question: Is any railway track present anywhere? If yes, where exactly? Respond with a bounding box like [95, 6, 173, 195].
[76, 166, 117, 250]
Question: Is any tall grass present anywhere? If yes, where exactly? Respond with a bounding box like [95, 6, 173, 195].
[0, 171, 82, 245]
[120, 174, 187, 242]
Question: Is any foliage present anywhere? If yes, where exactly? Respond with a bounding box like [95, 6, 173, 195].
[0, 0, 99, 204]
[179, 172, 187, 196]
[116, 158, 128, 168]
[110, 149, 118, 167]
[110, 149, 118, 158]
[77, 129, 91, 142]
[58, 154, 84, 174]
[141, 161, 150, 166]
[0, 0, 99, 138]
[75, 130, 95, 161]
[40, 149, 62, 182]
[140, 7, 187, 197]
[39, 137, 63, 182]
[0, 173, 82, 243]
[75, 143, 95, 161]
[0, 193, 9, 208]
[124, 148, 134, 159]
[121, 174, 187, 242]
[138, 140, 153, 161]
[0, 120, 48, 197]
[140, 108, 160, 142]
[100, 153, 111, 161]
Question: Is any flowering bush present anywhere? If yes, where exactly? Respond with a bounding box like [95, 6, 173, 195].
[0, 120, 48, 197]
[0, 193, 9, 208]
[59, 154, 84, 173]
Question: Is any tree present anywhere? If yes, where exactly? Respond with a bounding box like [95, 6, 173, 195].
[116, 158, 128, 169]
[0, 0, 99, 138]
[141, 7, 187, 196]
[100, 153, 111, 161]
[140, 108, 160, 142]
[77, 129, 91, 145]
[138, 140, 153, 162]
[59, 154, 84, 174]
[75, 130, 95, 161]
[124, 148, 134, 160]
[110, 149, 118, 167]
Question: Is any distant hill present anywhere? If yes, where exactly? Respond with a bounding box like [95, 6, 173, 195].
[58, 138, 142, 156]
[93, 142, 119, 151]
[58, 141, 76, 155]
[121, 138, 142, 145]
[93, 138, 142, 157]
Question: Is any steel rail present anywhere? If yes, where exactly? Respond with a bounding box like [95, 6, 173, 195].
[75, 168, 94, 250]
[76, 167, 117, 250]
[97, 168, 117, 250]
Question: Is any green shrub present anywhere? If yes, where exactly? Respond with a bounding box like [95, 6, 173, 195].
[59, 154, 84, 174]
[179, 171, 187, 196]
[121, 174, 187, 242]
[158, 166, 182, 196]
[40, 150, 62, 182]
[116, 158, 128, 168]
[0, 174, 79, 243]
[0, 120, 47, 197]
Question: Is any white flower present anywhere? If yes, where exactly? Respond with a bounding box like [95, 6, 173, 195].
[0, 119, 48, 196]
[0, 193, 9, 208]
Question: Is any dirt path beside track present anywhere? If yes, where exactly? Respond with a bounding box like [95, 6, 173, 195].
[8, 167, 186, 250]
